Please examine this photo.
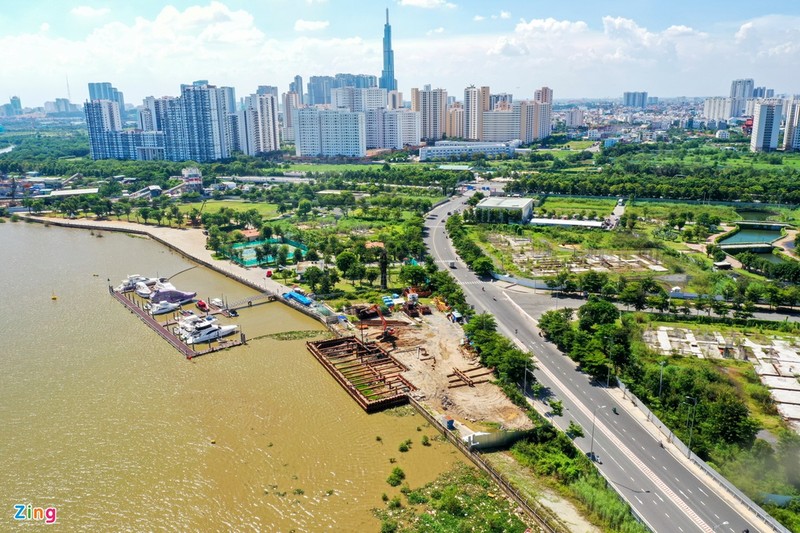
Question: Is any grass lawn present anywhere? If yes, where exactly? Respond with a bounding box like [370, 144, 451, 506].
[626, 201, 738, 223]
[538, 195, 617, 211]
[178, 200, 279, 218]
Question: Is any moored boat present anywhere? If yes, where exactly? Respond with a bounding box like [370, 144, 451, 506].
[147, 300, 181, 316]
[185, 324, 238, 345]
[135, 282, 152, 298]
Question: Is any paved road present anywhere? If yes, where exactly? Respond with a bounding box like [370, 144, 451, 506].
[423, 196, 762, 533]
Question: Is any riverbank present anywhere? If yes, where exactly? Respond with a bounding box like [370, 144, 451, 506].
[18, 214, 598, 531]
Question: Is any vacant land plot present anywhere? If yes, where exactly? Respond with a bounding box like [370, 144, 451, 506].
[179, 200, 279, 218]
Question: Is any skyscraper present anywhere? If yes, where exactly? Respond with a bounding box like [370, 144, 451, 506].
[784, 100, 800, 152]
[411, 85, 447, 141]
[88, 82, 125, 114]
[464, 85, 490, 141]
[622, 91, 647, 109]
[750, 99, 782, 152]
[236, 94, 280, 155]
[730, 78, 754, 117]
[290, 76, 304, 105]
[379, 9, 397, 92]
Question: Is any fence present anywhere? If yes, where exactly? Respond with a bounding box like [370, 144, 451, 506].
[616, 381, 791, 533]
[408, 397, 563, 533]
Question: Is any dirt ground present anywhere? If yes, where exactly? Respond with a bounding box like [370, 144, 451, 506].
[364, 311, 533, 431]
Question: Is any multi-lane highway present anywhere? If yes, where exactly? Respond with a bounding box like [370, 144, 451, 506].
[423, 194, 767, 533]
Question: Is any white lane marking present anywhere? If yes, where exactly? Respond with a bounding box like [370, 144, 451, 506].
[534, 362, 716, 532]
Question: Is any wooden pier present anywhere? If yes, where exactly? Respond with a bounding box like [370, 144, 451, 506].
[109, 286, 243, 359]
[306, 337, 416, 413]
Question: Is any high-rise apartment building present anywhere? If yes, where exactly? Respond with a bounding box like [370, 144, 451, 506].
[281, 91, 300, 141]
[622, 91, 648, 109]
[565, 108, 585, 128]
[236, 94, 280, 155]
[464, 85, 490, 141]
[88, 81, 233, 162]
[703, 97, 734, 121]
[730, 78, 755, 117]
[257, 85, 279, 98]
[290, 76, 304, 105]
[331, 87, 387, 149]
[9, 96, 22, 115]
[387, 90, 403, 110]
[180, 83, 231, 161]
[446, 102, 464, 139]
[379, 9, 397, 92]
[535, 87, 553, 105]
[295, 108, 366, 157]
[88, 82, 125, 114]
[753, 86, 774, 99]
[411, 85, 447, 141]
[490, 93, 513, 110]
[750, 99, 782, 152]
[784, 100, 800, 152]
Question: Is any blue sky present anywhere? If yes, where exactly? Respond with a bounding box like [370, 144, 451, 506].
[2, 1, 800, 106]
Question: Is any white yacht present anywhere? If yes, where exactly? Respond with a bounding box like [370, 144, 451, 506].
[185, 324, 238, 345]
[147, 300, 181, 316]
[177, 316, 218, 339]
[134, 282, 152, 298]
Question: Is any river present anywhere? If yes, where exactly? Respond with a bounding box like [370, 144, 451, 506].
[0, 221, 462, 530]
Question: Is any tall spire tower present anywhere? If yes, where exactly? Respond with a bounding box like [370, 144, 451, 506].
[379, 9, 397, 92]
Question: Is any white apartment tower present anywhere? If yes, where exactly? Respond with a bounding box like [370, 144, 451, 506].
[295, 108, 366, 158]
[237, 94, 280, 155]
[703, 97, 734, 121]
[464, 85, 490, 140]
[411, 85, 448, 141]
[730, 78, 755, 117]
[784, 100, 800, 152]
[282, 91, 300, 141]
[750, 99, 782, 152]
[331, 87, 387, 149]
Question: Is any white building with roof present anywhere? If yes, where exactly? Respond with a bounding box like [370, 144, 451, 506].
[475, 197, 534, 222]
[419, 140, 520, 161]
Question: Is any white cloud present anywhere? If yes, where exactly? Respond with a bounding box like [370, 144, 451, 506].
[3, 6, 800, 105]
[427, 27, 445, 35]
[499, 11, 510, 20]
[294, 19, 330, 32]
[473, 15, 484, 22]
[39, 23, 50, 32]
[398, 0, 456, 9]
[70, 6, 111, 17]
[305, 0, 328, 3]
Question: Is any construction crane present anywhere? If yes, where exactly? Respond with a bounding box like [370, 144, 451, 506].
[362, 304, 396, 341]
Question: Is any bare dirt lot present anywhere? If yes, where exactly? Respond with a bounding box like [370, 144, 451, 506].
[363, 311, 532, 431]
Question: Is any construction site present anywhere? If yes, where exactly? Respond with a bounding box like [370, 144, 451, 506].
[309, 289, 531, 430]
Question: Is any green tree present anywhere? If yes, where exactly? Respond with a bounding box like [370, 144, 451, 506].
[472, 256, 495, 277]
[336, 251, 357, 275]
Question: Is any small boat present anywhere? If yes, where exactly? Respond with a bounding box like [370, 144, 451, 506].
[185, 324, 238, 345]
[210, 298, 224, 308]
[147, 300, 181, 316]
[135, 282, 152, 299]
[196, 299, 209, 312]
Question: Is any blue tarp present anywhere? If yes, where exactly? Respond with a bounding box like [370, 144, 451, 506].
[284, 291, 312, 306]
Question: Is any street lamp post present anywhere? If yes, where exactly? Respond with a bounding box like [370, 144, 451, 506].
[685, 396, 698, 458]
[658, 361, 667, 399]
[589, 404, 606, 461]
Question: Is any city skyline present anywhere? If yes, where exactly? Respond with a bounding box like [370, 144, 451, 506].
[2, 1, 800, 105]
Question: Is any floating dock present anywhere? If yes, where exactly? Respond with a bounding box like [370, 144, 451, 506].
[109, 286, 243, 359]
[306, 337, 416, 413]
